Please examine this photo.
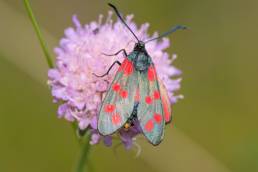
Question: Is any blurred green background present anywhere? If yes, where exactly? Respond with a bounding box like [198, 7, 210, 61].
[0, 0, 257, 172]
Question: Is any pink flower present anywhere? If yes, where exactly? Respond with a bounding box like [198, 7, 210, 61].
[48, 12, 183, 148]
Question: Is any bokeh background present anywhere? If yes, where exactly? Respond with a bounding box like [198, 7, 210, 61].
[1, 0, 258, 172]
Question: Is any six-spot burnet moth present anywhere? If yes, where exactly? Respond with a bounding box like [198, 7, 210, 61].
[96, 3, 187, 145]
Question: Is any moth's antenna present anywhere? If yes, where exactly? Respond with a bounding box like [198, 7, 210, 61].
[108, 3, 140, 42]
[144, 25, 187, 44]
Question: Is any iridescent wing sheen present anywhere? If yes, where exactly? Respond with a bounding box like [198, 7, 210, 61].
[137, 64, 166, 145]
[98, 58, 138, 135]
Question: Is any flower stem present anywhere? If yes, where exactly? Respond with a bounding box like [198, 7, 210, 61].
[75, 136, 91, 172]
[23, 2, 92, 172]
[23, 0, 78, 135]
[23, 0, 54, 68]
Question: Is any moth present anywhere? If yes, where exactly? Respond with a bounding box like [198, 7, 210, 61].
[96, 3, 186, 145]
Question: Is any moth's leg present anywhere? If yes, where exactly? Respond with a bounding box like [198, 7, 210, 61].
[102, 49, 128, 57]
[93, 60, 121, 77]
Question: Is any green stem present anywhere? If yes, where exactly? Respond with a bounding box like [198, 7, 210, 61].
[75, 136, 91, 172]
[23, 1, 92, 171]
[23, 1, 92, 172]
[23, 0, 54, 68]
[24, 0, 78, 135]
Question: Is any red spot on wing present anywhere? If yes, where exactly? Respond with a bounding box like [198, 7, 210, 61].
[134, 89, 140, 102]
[119, 89, 128, 98]
[104, 104, 115, 113]
[123, 60, 133, 75]
[147, 66, 156, 81]
[145, 96, 152, 104]
[153, 90, 160, 100]
[112, 113, 121, 125]
[118, 59, 128, 72]
[118, 59, 133, 75]
[145, 119, 154, 132]
[154, 113, 162, 124]
[162, 97, 171, 122]
[112, 83, 120, 92]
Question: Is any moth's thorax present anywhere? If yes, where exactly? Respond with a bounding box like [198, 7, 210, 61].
[133, 52, 151, 71]
[128, 42, 152, 72]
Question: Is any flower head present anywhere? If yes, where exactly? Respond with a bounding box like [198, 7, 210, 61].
[48, 12, 182, 148]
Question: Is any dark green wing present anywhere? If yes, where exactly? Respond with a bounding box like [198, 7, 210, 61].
[98, 58, 138, 135]
[137, 64, 165, 145]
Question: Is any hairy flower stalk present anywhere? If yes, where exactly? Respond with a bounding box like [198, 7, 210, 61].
[48, 12, 183, 149]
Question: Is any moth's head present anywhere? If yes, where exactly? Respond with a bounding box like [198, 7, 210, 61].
[134, 41, 146, 52]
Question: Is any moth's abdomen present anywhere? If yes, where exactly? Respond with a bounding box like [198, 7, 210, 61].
[124, 102, 139, 129]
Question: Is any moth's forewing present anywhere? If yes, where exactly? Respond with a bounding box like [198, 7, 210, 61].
[158, 78, 172, 124]
[137, 64, 165, 145]
[98, 58, 138, 135]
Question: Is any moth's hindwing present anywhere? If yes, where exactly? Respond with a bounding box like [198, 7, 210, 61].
[137, 64, 165, 145]
[98, 58, 138, 135]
